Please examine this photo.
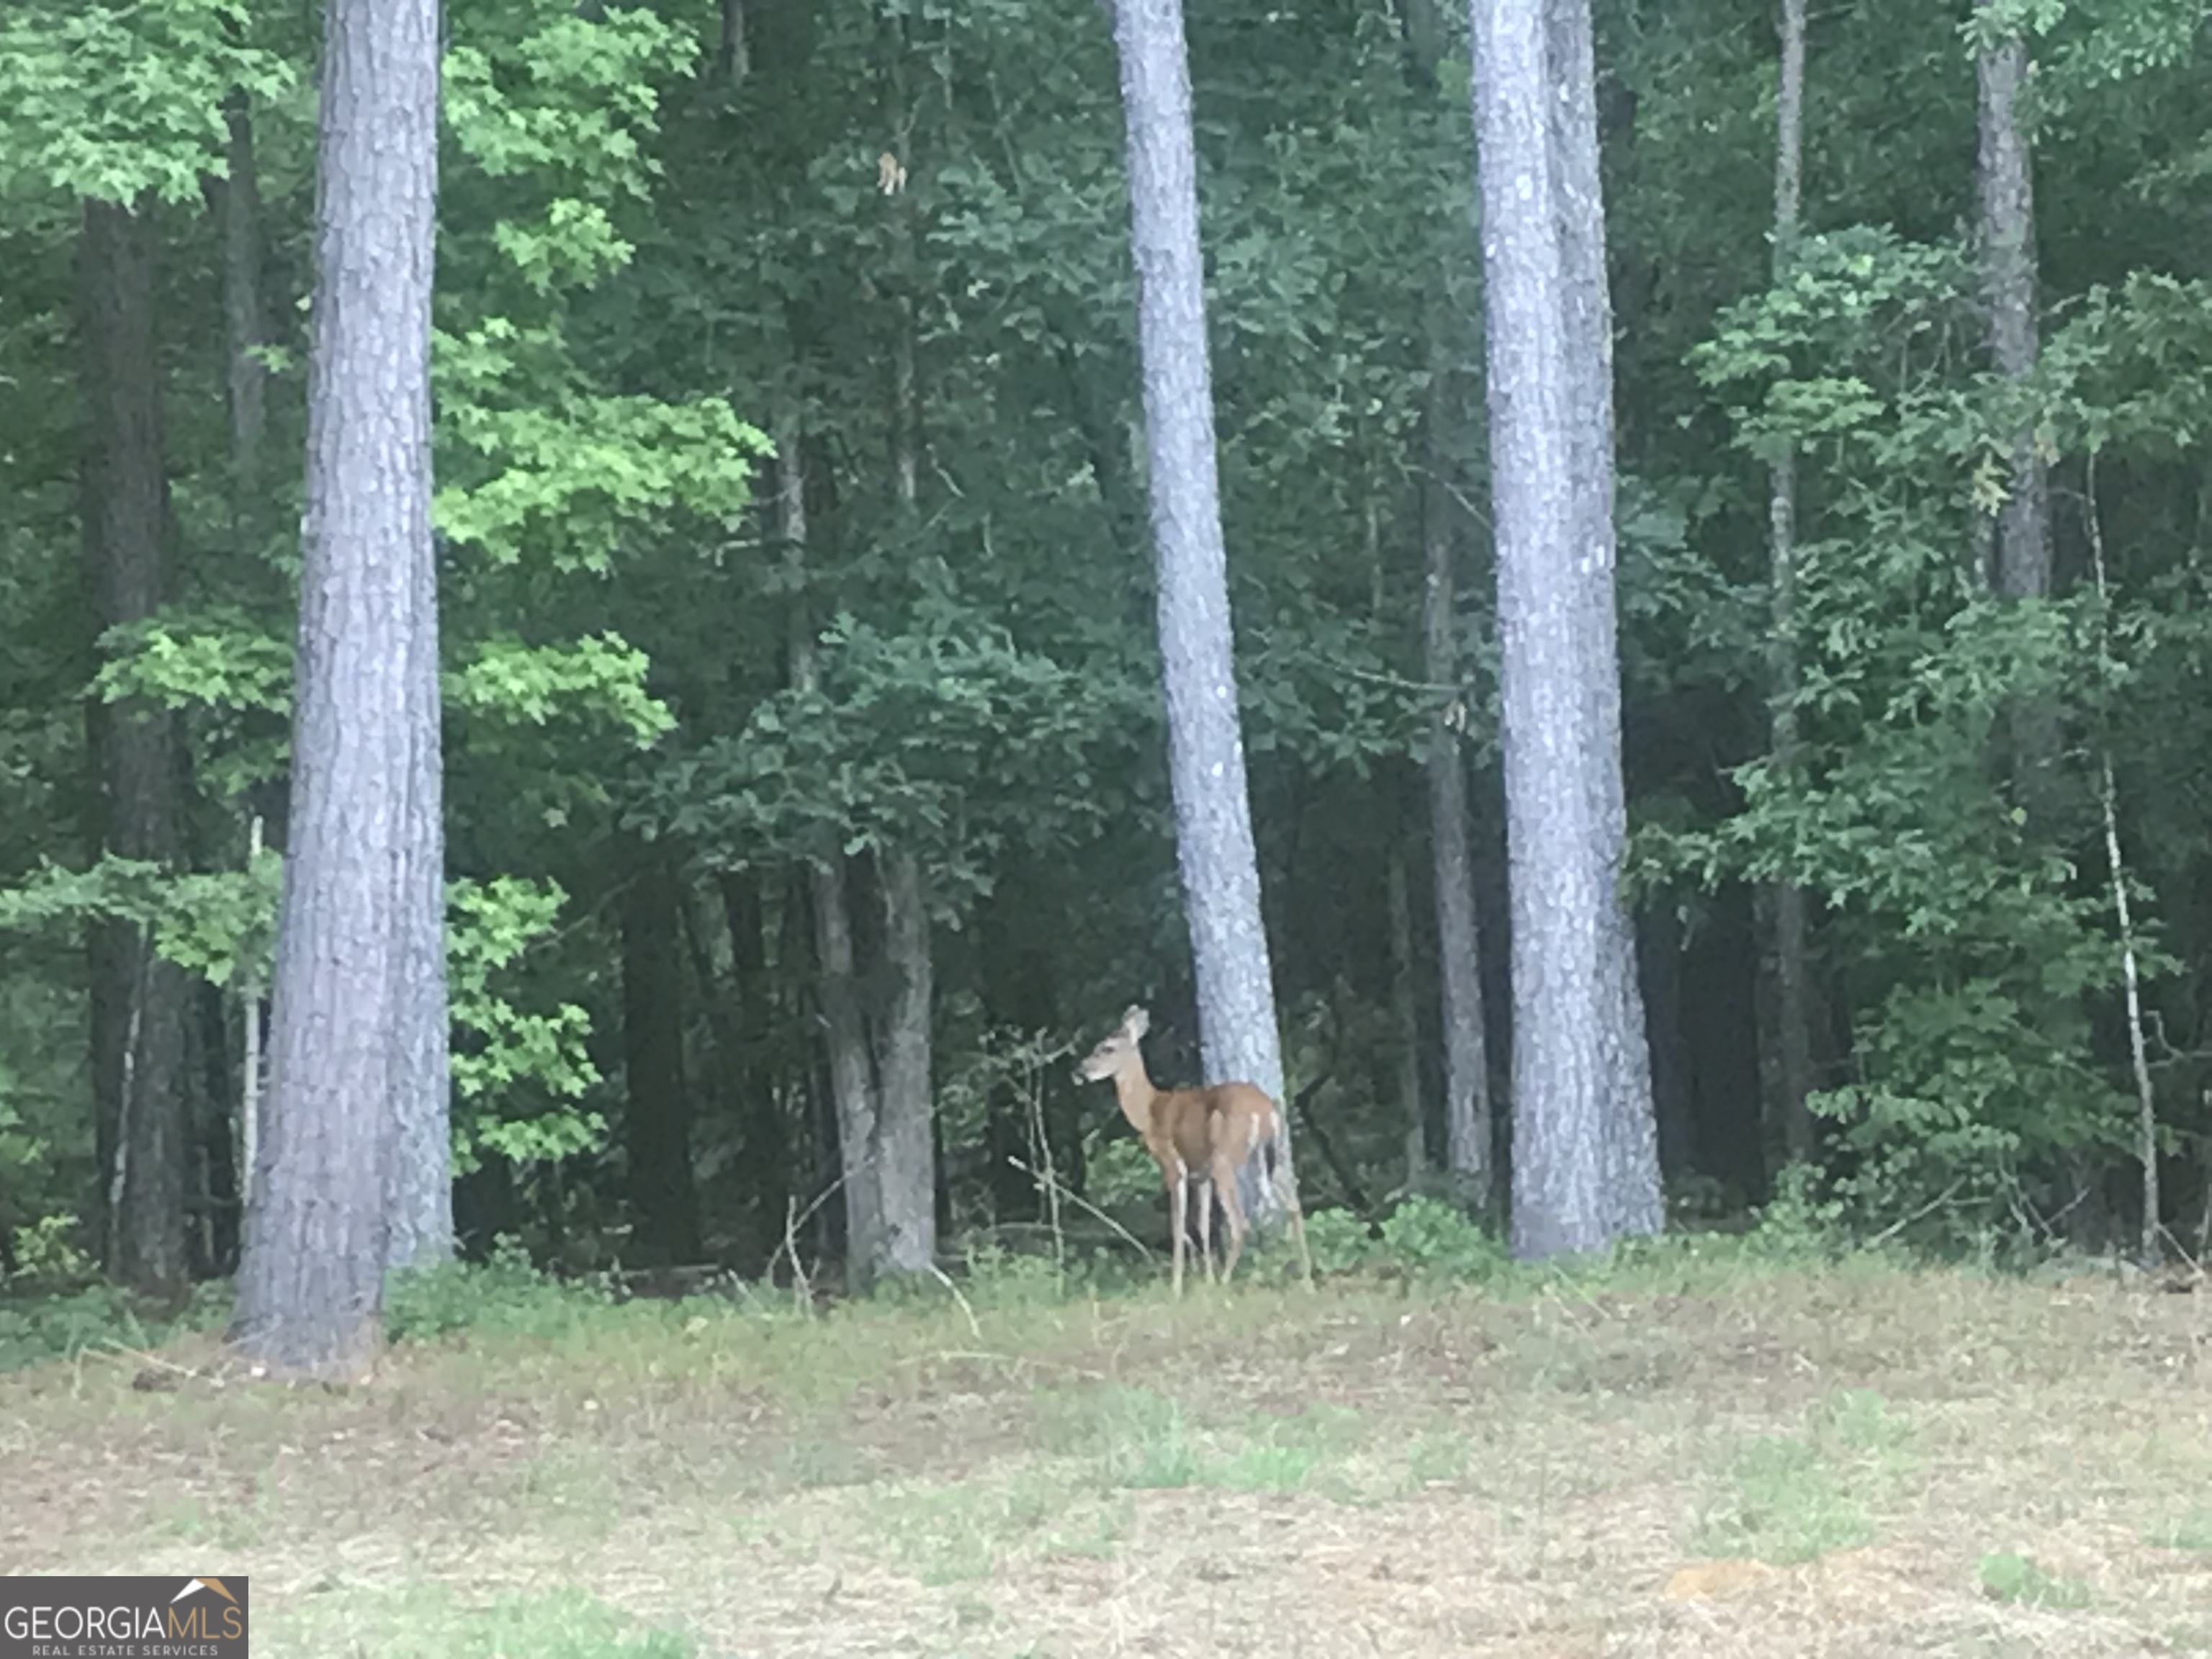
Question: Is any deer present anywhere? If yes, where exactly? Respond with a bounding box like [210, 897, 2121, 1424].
[1076, 1005, 1311, 1295]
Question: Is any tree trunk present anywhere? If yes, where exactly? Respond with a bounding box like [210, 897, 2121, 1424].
[386, 433, 451, 1273]
[1546, 0, 1663, 1244]
[778, 419, 888, 1283]
[719, 872, 787, 1268]
[1405, 0, 1492, 1213]
[872, 848, 937, 1272]
[868, 145, 940, 1277]
[775, 418, 935, 1287]
[218, 95, 278, 1233]
[813, 850, 887, 1279]
[1386, 849, 1429, 1183]
[719, 0, 750, 81]
[221, 91, 269, 541]
[621, 848, 701, 1263]
[1109, 0, 1295, 1216]
[1421, 333, 1493, 1198]
[1473, 0, 1661, 1259]
[78, 198, 192, 1300]
[1977, 14, 2049, 606]
[1977, 6, 2066, 842]
[1768, 0, 1817, 1165]
[232, 0, 441, 1377]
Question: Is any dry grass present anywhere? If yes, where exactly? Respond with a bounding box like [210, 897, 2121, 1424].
[1, 1253, 2208, 1658]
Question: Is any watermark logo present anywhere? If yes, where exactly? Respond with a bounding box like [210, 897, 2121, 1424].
[0, 1576, 248, 1658]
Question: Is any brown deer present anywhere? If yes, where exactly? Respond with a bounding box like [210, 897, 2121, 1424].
[1076, 1005, 1310, 1295]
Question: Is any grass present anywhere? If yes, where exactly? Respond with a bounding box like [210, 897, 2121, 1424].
[1, 1241, 2208, 1657]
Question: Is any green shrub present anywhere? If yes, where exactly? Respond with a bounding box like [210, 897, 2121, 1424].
[383, 1235, 609, 1343]
[1301, 1206, 1375, 1274]
[0, 1284, 157, 1371]
[1377, 1196, 1509, 1280]
[1979, 1550, 2092, 1609]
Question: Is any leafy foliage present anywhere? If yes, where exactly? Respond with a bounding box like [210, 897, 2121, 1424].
[0, 0, 293, 204]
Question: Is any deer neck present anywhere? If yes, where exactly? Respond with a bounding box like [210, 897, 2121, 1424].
[1111, 1064, 1161, 1140]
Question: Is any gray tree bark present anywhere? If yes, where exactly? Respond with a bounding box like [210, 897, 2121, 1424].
[1401, 0, 1493, 1199]
[79, 197, 192, 1300]
[872, 848, 938, 1272]
[1473, 0, 1662, 1259]
[1109, 0, 1296, 1213]
[1386, 850, 1429, 1181]
[1421, 322, 1493, 1196]
[871, 246, 940, 1276]
[232, 0, 441, 1375]
[1547, 0, 1663, 1244]
[1976, 6, 2062, 847]
[1768, 0, 1815, 1164]
[386, 475, 451, 1272]
[775, 419, 937, 1287]
[1977, 13, 2050, 606]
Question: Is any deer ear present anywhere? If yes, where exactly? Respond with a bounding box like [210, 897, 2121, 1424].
[1124, 1006, 1151, 1038]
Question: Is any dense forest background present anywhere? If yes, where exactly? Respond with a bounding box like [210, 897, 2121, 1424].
[4, 0, 2211, 1296]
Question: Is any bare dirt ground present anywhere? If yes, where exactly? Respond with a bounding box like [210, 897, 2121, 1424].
[2, 1254, 2208, 1658]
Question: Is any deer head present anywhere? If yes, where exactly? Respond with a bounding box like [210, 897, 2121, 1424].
[1076, 1004, 1150, 1083]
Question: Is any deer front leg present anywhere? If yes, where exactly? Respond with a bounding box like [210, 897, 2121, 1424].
[1195, 1178, 1217, 1283]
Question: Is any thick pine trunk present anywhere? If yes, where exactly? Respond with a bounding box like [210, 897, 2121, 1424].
[386, 425, 451, 1272]
[1110, 0, 1295, 1216]
[1545, 0, 1663, 1244]
[621, 849, 701, 1263]
[1473, 0, 1661, 1259]
[232, 0, 441, 1377]
[79, 198, 192, 1300]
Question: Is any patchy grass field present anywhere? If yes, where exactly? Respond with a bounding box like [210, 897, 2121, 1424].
[2, 1246, 2208, 1658]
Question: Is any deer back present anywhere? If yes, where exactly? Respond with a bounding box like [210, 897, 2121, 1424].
[1151, 1081, 1275, 1172]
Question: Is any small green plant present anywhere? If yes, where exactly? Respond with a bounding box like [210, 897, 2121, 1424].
[1302, 1206, 1377, 1273]
[0, 1283, 159, 1372]
[1377, 1196, 1509, 1280]
[1047, 1385, 1203, 1489]
[1695, 1390, 1913, 1565]
[6, 1212, 97, 1283]
[2150, 1509, 2212, 1551]
[1749, 1162, 1849, 1259]
[956, 1236, 1069, 1305]
[383, 1234, 608, 1342]
[1699, 1432, 1871, 1563]
[1214, 1440, 1323, 1493]
[1979, 1551, 2092, 1609]
[265, 1584, 691, 1659]
[1404, 1431, 1473, 1487]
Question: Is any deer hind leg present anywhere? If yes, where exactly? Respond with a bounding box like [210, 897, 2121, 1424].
[1195, 1178, 1218, 1282]
[1168, 1163, 1188, 1298]
[1214, 1159, 1251, 1285]
[1283, 1184, 1313, 1285]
